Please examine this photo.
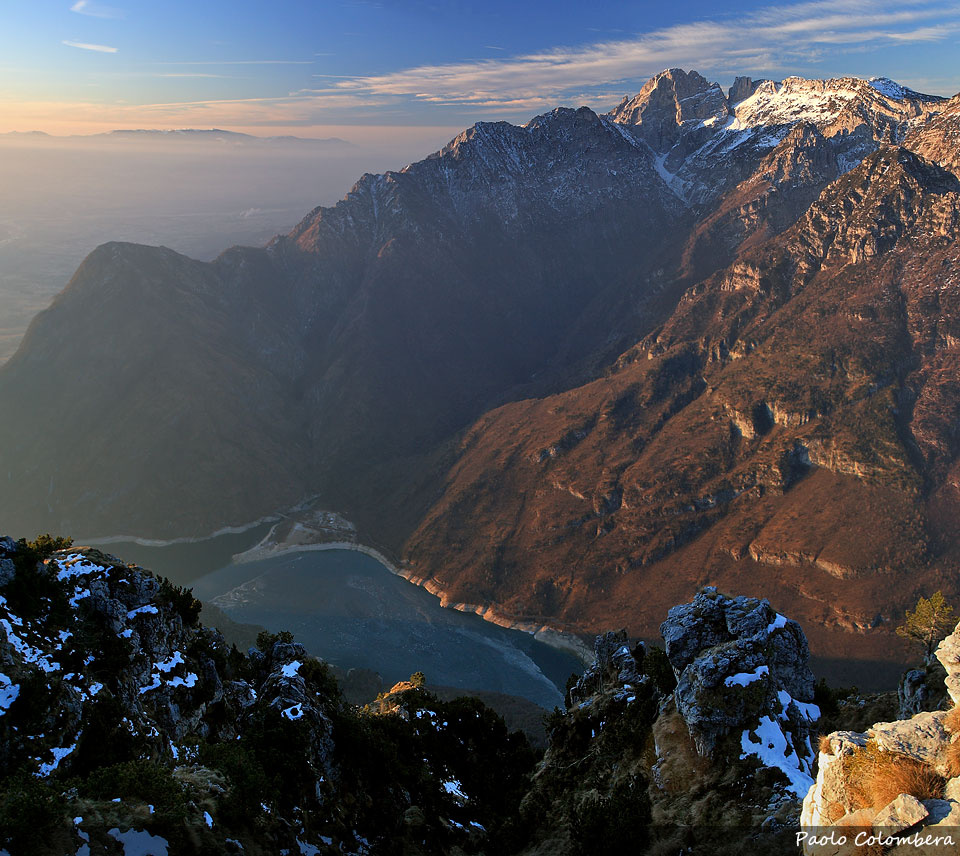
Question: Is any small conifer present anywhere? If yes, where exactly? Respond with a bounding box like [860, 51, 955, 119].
[896, 591, 956, 660]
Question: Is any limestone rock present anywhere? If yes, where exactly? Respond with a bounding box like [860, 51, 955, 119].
[568, 629, 644, 706]
[660, 588, 818, 762]
[0, 558, 13, 587]
[728, 76, 766, 104]
[0, 535, 16, 586]
[609, 68, 729, 149]
[935, 622, 960, 706]
[873, 793, 928, 833]
[869, 711, 955, 777]
[899, 667, 948, 719]
[945, 777, 960, 802]
[801, 732, 869, 828]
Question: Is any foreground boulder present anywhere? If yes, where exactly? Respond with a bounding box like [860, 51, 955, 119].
[660, 587, 820, 796]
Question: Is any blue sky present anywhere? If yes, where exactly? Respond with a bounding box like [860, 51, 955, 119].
[1, 0, 959, 138]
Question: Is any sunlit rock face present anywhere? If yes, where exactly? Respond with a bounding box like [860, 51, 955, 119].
[800, 621, 960, 852]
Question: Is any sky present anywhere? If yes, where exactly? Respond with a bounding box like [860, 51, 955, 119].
[1, 0, 959, 143]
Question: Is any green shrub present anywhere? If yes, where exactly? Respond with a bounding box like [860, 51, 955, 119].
[643, 645, 677, 694]
[0, 769, 67, 856]
[82, 758, 187, 835]
[571, 780, 650, 856]
[199, 741, 278, 822]
[299, 657, 342, 703]
[256, 629, 294, 653]
[812, 677, 850, 718]
[157, 577, 202, 626]
[17, 534, 74, 563]
[1, 536, 73, 623]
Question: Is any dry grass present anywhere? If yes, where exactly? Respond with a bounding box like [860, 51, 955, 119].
[943, 703, 960, 735]
[844, 741, 944, 810]
[825, 800, 847, 823]
[819, 734, 833, 756]
[944, 735, 960, 779]
[650, 709, 712, 793]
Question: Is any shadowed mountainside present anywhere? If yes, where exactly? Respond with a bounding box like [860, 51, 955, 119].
[1, 68, 958, 672]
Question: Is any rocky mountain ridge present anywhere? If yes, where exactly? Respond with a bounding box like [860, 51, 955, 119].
[0, 67, 958, 676]
[607, 68, 945, 205]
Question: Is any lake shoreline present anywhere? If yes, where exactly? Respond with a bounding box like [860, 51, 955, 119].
[86, 501, 595, 669]
[76, 512, 282, 548]
[232, 535, 594, 667]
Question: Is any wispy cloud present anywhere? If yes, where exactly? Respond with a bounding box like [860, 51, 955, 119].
[153, 73, 233, 79]
[70, 0, 124, 19]
[25, 0, 960, 135]
[62, 40, 118, 54]
[305, 0, 960, 108]
[154, 60, 314, 66]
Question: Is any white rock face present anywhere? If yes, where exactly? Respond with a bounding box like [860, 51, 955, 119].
[801, 621, 960, 854]
[800, 732, 868, 828]
[936, 622, 960, 706]
[869, 711, 955, 778]
[872, 792, 927, 833]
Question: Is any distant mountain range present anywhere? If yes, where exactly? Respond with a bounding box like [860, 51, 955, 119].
[3, 68, 959, 670]
[0, 128, 351, 146]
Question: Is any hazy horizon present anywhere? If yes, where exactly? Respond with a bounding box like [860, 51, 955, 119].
[0, 127, 460, 364]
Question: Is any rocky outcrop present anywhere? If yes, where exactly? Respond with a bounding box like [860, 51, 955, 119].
[661, 588, 819, 794]
[936, 619, 960, 705]
[0, 543, 340, 780]
[567, 628, 645, 706]
[801, 620, 960, 850]
[0, 537, 15, 586]
[905, 93, 960, 177]
[0, 538, 543, 855]
[898, 661, 949, 719]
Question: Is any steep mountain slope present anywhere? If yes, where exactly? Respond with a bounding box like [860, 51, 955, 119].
[404, 146, 960, 665]
[0, 69, 957, 677]
[905, 92, 960, 177]
[0, 106, 686, 540]
[0, 243, 315, 537]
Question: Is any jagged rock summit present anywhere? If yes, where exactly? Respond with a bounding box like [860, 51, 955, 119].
[661, 588, 820, 795]
[607, 68, 945, 204]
